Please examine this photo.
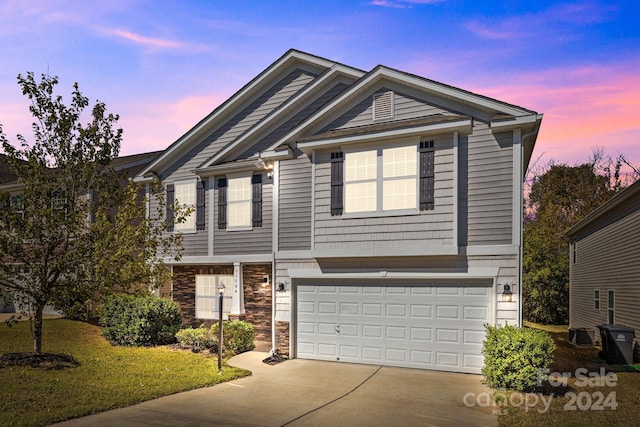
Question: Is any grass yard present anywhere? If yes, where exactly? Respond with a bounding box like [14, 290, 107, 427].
[0, 319, 251, 427]
[499, 323, 640, 426]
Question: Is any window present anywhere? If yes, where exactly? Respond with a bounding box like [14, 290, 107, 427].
[344, 145, 417, 214]
[594, 289, 600, 310]
[174, 182, 196, 231]
[195, 275, 233, 319]
[608, 290, 615, 324]
[572, 239, 577, 264]
[10, 195, 24, 219]
[228, 176, 252, 228]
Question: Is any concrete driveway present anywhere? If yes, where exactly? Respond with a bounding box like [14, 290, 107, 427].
[52, 352, 497, 427]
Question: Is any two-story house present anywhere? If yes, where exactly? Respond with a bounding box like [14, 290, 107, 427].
[134, 50, 542, 374]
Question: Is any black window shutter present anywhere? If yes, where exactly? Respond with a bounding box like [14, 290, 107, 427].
[196, 179, 206, 231]
[330, 151, 344, 216]
[419, 140, 435, 211]
[252, 174, 263, 227]
[217, 178, 227, 230]
[166, 183, 175, 232]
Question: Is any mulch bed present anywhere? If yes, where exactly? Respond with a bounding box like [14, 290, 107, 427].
[262, 354, 287, 365]
[0, 352, 79, 369]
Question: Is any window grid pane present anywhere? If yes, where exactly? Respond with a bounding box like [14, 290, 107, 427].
[196, 275, 234, 319]
[383, 178, 417, 211]
[345, 151, 377, 182]
[228, 201, 251, 227]
[345, 182, 377, 213]
[383, 146, 417, 178]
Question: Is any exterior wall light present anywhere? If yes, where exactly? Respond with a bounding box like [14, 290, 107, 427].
[276, 282, 286, 292]
[502, 283, 513, 302]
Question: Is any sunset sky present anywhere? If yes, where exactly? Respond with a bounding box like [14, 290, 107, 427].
[0, 0, 638, 172]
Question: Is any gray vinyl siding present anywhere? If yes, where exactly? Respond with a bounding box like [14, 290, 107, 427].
[162, 69, 318, 182]
[467, 126, 513, 245]
[236, 82, 351, 160]
[570, 195, 640, 333]
[321, 88, 455, 132]
[313, 135, 455, 250]
[213, 179, 273, 255]
[279, 156, 312, 251]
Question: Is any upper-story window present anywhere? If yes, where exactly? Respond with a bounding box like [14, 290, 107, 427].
[217, 173, 263, 231]
[166, 179, 206, 233]
[10, 194, 24, 219]
[344, 145, 417, 213]
[174, 181, 196, 231]
[228, 176, 252, 228]
[332, 139, 434, 216]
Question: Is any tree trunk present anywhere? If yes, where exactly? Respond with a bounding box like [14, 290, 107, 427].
[32, 303, 44, 354]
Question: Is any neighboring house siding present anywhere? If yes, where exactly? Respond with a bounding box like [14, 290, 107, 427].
[570, 197, 640, 333]
[213, 179, 273, 255]
[163, 69, 318, 182]
[313, 134, 455, 250]
[467, 127, 513, 246]
[279, 156, 312, 251]
[322, 88, 454, 131]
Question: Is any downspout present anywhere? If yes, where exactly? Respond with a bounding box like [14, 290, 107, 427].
[269, 160, 279, 356]
[519, 129, 539, 327]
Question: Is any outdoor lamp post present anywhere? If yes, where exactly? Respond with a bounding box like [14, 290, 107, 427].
[217, 283, 225, 372]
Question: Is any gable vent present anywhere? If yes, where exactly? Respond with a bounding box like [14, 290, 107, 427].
[372, 91, 394, 121]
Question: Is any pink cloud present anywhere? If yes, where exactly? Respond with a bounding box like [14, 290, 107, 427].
[102, 28, 185, 50]
[117, 92, 231, 156]
[476, 62, 640, 167]
[369, 0, 444, 8]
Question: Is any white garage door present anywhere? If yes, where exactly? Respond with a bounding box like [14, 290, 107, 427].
[296, 283, 492, 374]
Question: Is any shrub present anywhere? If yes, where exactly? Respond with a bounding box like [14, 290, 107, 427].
[482, 324, 556, 392]
[213, 320, 255, 356]
[175, 325, 217, 352]
[98, 294, 182, 346]
[176, 321, 255, 357]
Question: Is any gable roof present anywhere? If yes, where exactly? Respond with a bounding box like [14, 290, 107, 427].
[0, 154, 19, 185]
[566, 179, 640, 237]
[135, 49, 363, 181]
[267, 65, 542, 155]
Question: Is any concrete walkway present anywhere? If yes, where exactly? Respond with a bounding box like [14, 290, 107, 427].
[52, 351, 497, 426]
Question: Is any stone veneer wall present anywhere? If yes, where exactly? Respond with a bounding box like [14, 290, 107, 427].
[275, 321, 290, 357]
[171, 264, 273, 343]
[239, 264, 272, 342]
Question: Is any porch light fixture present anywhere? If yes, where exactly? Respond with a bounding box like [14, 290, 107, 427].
[262, 275, 270, 288]
[276, 282, 286, 292]
[217, 283, 225, 372]
[502, 283, 513, 302]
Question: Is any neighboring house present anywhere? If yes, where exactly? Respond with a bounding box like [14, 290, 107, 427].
[567, 179, 640, 349]
[134, 49, 542, 374]
[0, 150, 162, 315]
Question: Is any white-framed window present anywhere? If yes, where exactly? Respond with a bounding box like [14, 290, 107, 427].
[344, 144, 417, 214]
[195, 275, 233, 319]
[227, 175, 252, 228]
[174, 181, 196, 231]
[572, 239, 577, 264]
[594, 289, 600, 310]
[607, 289, 615, 324]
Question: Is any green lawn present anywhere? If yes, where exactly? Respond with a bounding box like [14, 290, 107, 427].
[499, 323, 640, 426]
[0, 319, 250, 427]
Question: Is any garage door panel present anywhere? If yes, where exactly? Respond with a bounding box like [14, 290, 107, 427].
[436, 305, 460, 319]
[297, 283, 491, 374]
[362, 303, 383, 316]
[386, 304, 407, 317]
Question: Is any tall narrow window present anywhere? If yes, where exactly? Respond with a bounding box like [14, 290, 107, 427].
[195, 275, 233, 319]
[174, 182, 196, 231]
[228, 176, 252, 228]
[594, 289, 600, 310]
[607, 290, 615, 324]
